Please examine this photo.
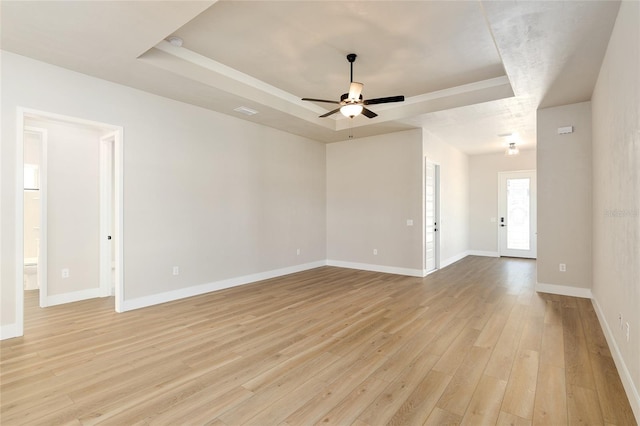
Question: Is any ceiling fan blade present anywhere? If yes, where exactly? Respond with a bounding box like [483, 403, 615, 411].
[348, 82, 363, 101]
[319, 108, 341, 118]
[361, 107, 378, 119]
[302, 98, 339, 104]
[364, 95, 405, 105]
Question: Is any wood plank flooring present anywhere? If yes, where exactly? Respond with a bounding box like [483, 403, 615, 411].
[1, 256, 636, 425]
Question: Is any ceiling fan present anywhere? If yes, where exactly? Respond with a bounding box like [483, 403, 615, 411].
[302, 53, 404, 119]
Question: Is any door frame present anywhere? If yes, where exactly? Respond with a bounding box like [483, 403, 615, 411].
[424, 158, 441, 275]
[100, 133, 116, 298]
[23, 125, 48, 308]
[498, 170, 537, 258]
[15, 107, 125, 337]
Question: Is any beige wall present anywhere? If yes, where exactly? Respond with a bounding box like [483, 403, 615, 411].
[423, 131, 469, 266]
[28, 119, 104, 297]
[591, 0, 640, 414]
[326, 129, 424, 273]
[537, 102, 592, 290]
[468, 150, 536, 255]
[23, 131, 42, 260]
[1, 51, 327, 332]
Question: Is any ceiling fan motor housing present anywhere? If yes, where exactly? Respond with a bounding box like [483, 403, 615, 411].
[340, 93, 363, 104]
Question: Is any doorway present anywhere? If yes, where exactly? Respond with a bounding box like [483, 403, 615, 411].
[23, 126, 47, 308]
[16, 108, 124, 336]
[498, 170, 537, 258]
[425, 160, 440, 274]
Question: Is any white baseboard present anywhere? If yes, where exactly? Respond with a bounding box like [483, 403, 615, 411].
[440, 251, 469, 269]
[45, 287, 104, 307]
[591, 297, 640, 421]
[467, 250, 499, 257]
[0, 322, 22, 340]
[121, 261, 327, 312]
[326, 260, 424, 277]
[535, 282, 592, 299]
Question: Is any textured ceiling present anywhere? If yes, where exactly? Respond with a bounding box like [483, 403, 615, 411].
[0, 0, 621, 154]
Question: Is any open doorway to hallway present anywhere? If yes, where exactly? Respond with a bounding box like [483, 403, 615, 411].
[17, 108, 124, 335]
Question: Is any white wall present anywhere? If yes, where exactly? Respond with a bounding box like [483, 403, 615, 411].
[591, 0, 640, 417]
[537, 101, 592, 294]
[326, 129, 424, 275]
[468, 150, 536, 255]
[1, 51, 327, 335]
[423, 131, 469, 266]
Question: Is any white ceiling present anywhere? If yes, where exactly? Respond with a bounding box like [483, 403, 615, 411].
[0, 0, 621, 154]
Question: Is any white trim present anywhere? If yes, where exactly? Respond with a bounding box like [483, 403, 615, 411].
[591, 297, 640, 421]
[535, 282, 592, 299]
[424, 159, 440, 274]
[423, 268, 439, 277]
[326, 260, 424, 277]
[45, 288, 103, 307]
[121, 261, 327, 312]
[440, 251, 469, 269]
[0, 323, 22, 340]
[14, 110, 25, 338]
[468, 250, 500, 257]
[113, 127, 124, 313]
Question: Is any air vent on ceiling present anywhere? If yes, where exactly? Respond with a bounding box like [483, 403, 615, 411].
[234, 106, 259, 116]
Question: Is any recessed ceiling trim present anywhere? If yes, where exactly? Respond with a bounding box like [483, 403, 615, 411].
[154, 40, 325, 115]
[405, 76, 511, 105]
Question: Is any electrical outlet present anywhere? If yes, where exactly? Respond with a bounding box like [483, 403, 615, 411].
[559, 263, 566, 272]
[172, 266, 179, 276]
[61, 268, 70, 278]
[373, 249, 378, 255]
[626, 322, 630, 342]
[296, 248, 300, 256]
[406, 219, 414, 226]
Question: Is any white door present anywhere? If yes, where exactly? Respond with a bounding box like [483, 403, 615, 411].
[498, 171, 537, 258]
[425, 161, 439, 273]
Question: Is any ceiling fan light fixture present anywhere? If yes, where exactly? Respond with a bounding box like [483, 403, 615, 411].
[340, 103, 363, 118]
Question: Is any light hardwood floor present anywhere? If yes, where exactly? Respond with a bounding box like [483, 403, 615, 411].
[1, 256, 636, 425]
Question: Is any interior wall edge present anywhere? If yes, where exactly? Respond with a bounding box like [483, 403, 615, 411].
[0, 323, 21, 340]
[326, 260, 425, 278]
[467, 250, 499, 258]
[120, 260, 327, 312]
[534, 282, 592, 299]
[592, 295, 640, 421]
[440, 251, 470, 269]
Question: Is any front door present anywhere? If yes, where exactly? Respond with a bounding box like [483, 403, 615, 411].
[498, 171, 537, 258]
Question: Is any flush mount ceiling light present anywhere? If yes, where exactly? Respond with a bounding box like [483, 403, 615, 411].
[505, 142, 520, 156]
[166, 36, 183, 47]
[500, 132, 521, 156]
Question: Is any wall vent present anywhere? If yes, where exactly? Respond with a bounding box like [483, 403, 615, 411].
[557, 126, 574, 135]
[234, 106, 259, 116]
